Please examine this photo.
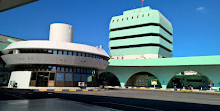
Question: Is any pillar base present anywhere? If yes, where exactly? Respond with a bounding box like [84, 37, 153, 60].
[120, 83, 125, 87]
[161, 85, 167, 89]
[212, 87, 220, 91]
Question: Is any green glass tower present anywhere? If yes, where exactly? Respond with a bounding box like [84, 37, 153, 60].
[109, 6, 173, 59]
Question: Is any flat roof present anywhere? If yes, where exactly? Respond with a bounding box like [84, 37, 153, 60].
[0, 34, 24, 51]
[0, 0, 38, 12]
[109, 55, 220, 66]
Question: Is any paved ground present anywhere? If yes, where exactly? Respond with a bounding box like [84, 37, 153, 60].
[1, 89, 220, 111]
[0, 98, 118, 111]
[55, 89, 220, 110]
[62, 89, 220, 105]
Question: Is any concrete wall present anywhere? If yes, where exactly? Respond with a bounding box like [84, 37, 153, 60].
[2, 54, 109, 70]
[100, 65, 220, 91]
[8, 71, 31, 88]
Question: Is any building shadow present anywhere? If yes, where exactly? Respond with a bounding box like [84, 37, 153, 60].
[0, 90, 220, 111]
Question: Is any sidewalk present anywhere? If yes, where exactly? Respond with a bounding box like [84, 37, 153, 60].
[104, 86, 220, 94]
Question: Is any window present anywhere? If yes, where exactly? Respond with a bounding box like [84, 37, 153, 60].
[49, 73, 55, 80]
[48, 50, 53, 54]
[69, 68, 73, 72]
[78, 52, 82, 56]
[84, 69, 87, 73]
[73, 52, 77, 56]
[77, 68, 81, 73]
[53, 50, 57, 54]
[89, 54, 92, 58]
[61, 67, 65, 72]
[86, 53, 89, 57]
[187, 79, 202, 82]
[57, 67, 60, 72]
[122, 18, 123, 21]
[74, 73, 80, 81]
[117, 19, 119, 22]
[112, 20, 114, 22]
[65, 73, 72, 81]
[148, 14, 150, 16]
[52, 66, 56, 71]
[73, 68, 77, 73]
[82, 53, 86, 57]
[68, 51, 72, 55]
[58, 50, 62, 55]
[80, 68, 84, 73]
[56, 73, 64, 81]
[142, 14, 144, 17]
[127, 17, 128, 20]
[87, 69, 92, 74]
[81, 74, 87, 82]
[63, 51, 67, 55]
[65, 67, 69, 72]
[132, 16, 133, 19]
[137, 16, 139, 18]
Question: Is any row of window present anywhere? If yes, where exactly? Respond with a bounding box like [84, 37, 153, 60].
[9, 49, 109, 61]
[56, 73, 92, 82]
[15, 65, 98, 74]
[112, 14, 150, 23]
[31, 72, 93, 82]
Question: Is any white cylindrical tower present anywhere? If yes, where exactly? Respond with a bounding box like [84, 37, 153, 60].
[49, 23, 74, 43]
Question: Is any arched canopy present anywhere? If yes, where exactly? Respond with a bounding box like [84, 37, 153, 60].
[99, 72, 121, 86]
[167, 70, 213, 89]
[125, 72, 162, 88]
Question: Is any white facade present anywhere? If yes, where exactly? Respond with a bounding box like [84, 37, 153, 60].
[2, 23, 110, 88]
[2, 41, 108, 57]
[8, 71, 32, 88]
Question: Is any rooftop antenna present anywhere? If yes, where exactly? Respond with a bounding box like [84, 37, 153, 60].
[142, 0, 144, 7]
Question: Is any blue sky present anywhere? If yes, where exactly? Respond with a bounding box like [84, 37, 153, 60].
[0, 0, 220, 57]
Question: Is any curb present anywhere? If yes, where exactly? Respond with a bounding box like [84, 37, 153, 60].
[36, 88, 108, 92]
[104, 86, 220, 94]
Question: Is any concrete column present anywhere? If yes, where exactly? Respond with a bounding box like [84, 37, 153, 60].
[150, 67, 186, 89]
[209, 78, 220, 91]
[161, 85, 167, 89]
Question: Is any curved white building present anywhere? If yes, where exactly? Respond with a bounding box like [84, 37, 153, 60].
[1, 23, 109, 88]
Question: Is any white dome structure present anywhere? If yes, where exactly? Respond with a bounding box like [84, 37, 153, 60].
[1, 23, 109, 89]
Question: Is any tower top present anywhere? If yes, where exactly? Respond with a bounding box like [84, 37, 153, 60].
[123, 6, 152, 15]
[49, 23, 74, 43]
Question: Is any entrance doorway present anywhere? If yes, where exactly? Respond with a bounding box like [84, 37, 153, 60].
[99, 72, 121, 86]
[36, 72, 49, 87]
[171, 78, 182, 88]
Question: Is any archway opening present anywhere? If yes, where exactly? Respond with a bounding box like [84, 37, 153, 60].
[125, 72, 161, 88]
[99, 72, 121, 86]
[167, 71, 213, 90]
